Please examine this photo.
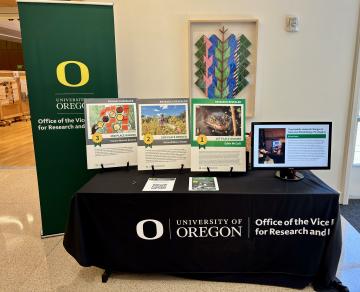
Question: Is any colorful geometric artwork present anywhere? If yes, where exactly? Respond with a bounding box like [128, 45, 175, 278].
[194, 26, 251, 99]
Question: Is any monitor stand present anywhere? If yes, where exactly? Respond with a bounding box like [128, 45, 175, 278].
[275, 169, 304, 181]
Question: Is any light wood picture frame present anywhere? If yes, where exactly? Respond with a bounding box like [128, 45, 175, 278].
[188, 19, 258, 117]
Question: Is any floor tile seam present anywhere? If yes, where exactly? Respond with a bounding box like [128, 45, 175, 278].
[17, 257, 51, 291]
[16, 238, 62, 291]
[13, 254, 47, 289]
[45, 238, 63, 257]
[15, 239, 62, 291]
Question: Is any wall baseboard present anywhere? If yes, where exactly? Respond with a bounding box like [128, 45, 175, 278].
[349, 196, 360, 199]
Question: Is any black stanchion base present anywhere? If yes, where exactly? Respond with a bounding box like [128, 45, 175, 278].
[102, 269, 112, 283]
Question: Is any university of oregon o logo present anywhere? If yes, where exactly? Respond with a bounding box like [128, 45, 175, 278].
[56, 61, 89, 87]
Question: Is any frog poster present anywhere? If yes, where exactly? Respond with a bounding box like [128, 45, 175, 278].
[84, 98, 138, 169]
[137, 98, 190, 170]
[190, 98, 246, 172]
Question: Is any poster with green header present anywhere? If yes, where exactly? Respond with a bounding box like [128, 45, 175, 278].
[190, 98, 246, 172]
[18, 1, 118, 236]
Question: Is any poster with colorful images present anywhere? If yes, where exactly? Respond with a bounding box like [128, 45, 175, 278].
[84, 98, 137, 169]
[137, 98, 190, 170]
[190, 98, 246, 172]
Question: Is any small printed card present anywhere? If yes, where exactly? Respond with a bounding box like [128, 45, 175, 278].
[142, 178, 176, 192]
[189, 177, 219, 192]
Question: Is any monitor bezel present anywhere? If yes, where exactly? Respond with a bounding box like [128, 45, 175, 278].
[251, 122, 332, 170]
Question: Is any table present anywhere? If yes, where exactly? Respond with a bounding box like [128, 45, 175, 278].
[63, 168, 341, 290]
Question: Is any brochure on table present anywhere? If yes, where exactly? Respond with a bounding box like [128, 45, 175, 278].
[137, 98, 190, 170]
[143, 178, 176, 192]
[84, 98, 138, 169]
[190, 98, 246, 172]
[189, 177, 219, 191]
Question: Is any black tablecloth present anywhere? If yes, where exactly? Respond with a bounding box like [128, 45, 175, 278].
[63, 169, 341, 290]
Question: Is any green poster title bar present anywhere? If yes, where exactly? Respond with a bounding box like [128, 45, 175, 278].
[287, 134, 326, 138]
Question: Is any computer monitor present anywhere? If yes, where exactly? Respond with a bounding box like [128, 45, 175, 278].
[251, 122, 332, 181]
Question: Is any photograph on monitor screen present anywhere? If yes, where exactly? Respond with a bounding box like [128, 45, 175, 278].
[258, 128, 286, 164]
[195, 105, 242, 137]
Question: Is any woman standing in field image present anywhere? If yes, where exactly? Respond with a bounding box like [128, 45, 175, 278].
[141, 105, 187, 136]
[159, 114, 165, 127]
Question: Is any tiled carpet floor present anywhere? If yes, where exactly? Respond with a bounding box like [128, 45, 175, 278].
[340, 199, 360, 233]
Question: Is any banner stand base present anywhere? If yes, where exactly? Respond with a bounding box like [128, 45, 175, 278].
[102, 269, 112, 283]
[41, 232, 64, 239]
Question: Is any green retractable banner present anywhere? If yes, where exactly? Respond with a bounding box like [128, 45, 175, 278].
[18, 1, 118, 236]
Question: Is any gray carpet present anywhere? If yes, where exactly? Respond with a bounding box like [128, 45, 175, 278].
[340, 199, 360, 233]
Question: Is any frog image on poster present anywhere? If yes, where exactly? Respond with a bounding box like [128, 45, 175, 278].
[196, 105, 242, 137]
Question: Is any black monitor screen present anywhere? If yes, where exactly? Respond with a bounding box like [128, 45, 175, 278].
[251, 122, 332, 169]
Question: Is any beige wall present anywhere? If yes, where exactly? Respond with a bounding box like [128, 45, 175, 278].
[98, 0, 359, 195]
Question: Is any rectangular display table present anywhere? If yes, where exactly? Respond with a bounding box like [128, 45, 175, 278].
[63, 168, 341, 290]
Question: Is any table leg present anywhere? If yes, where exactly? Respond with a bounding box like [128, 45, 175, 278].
[329, 278, 349, 292]
[101, 269, 112, 283]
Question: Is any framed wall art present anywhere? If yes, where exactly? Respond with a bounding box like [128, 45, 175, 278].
[188, 19, 258, 117]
